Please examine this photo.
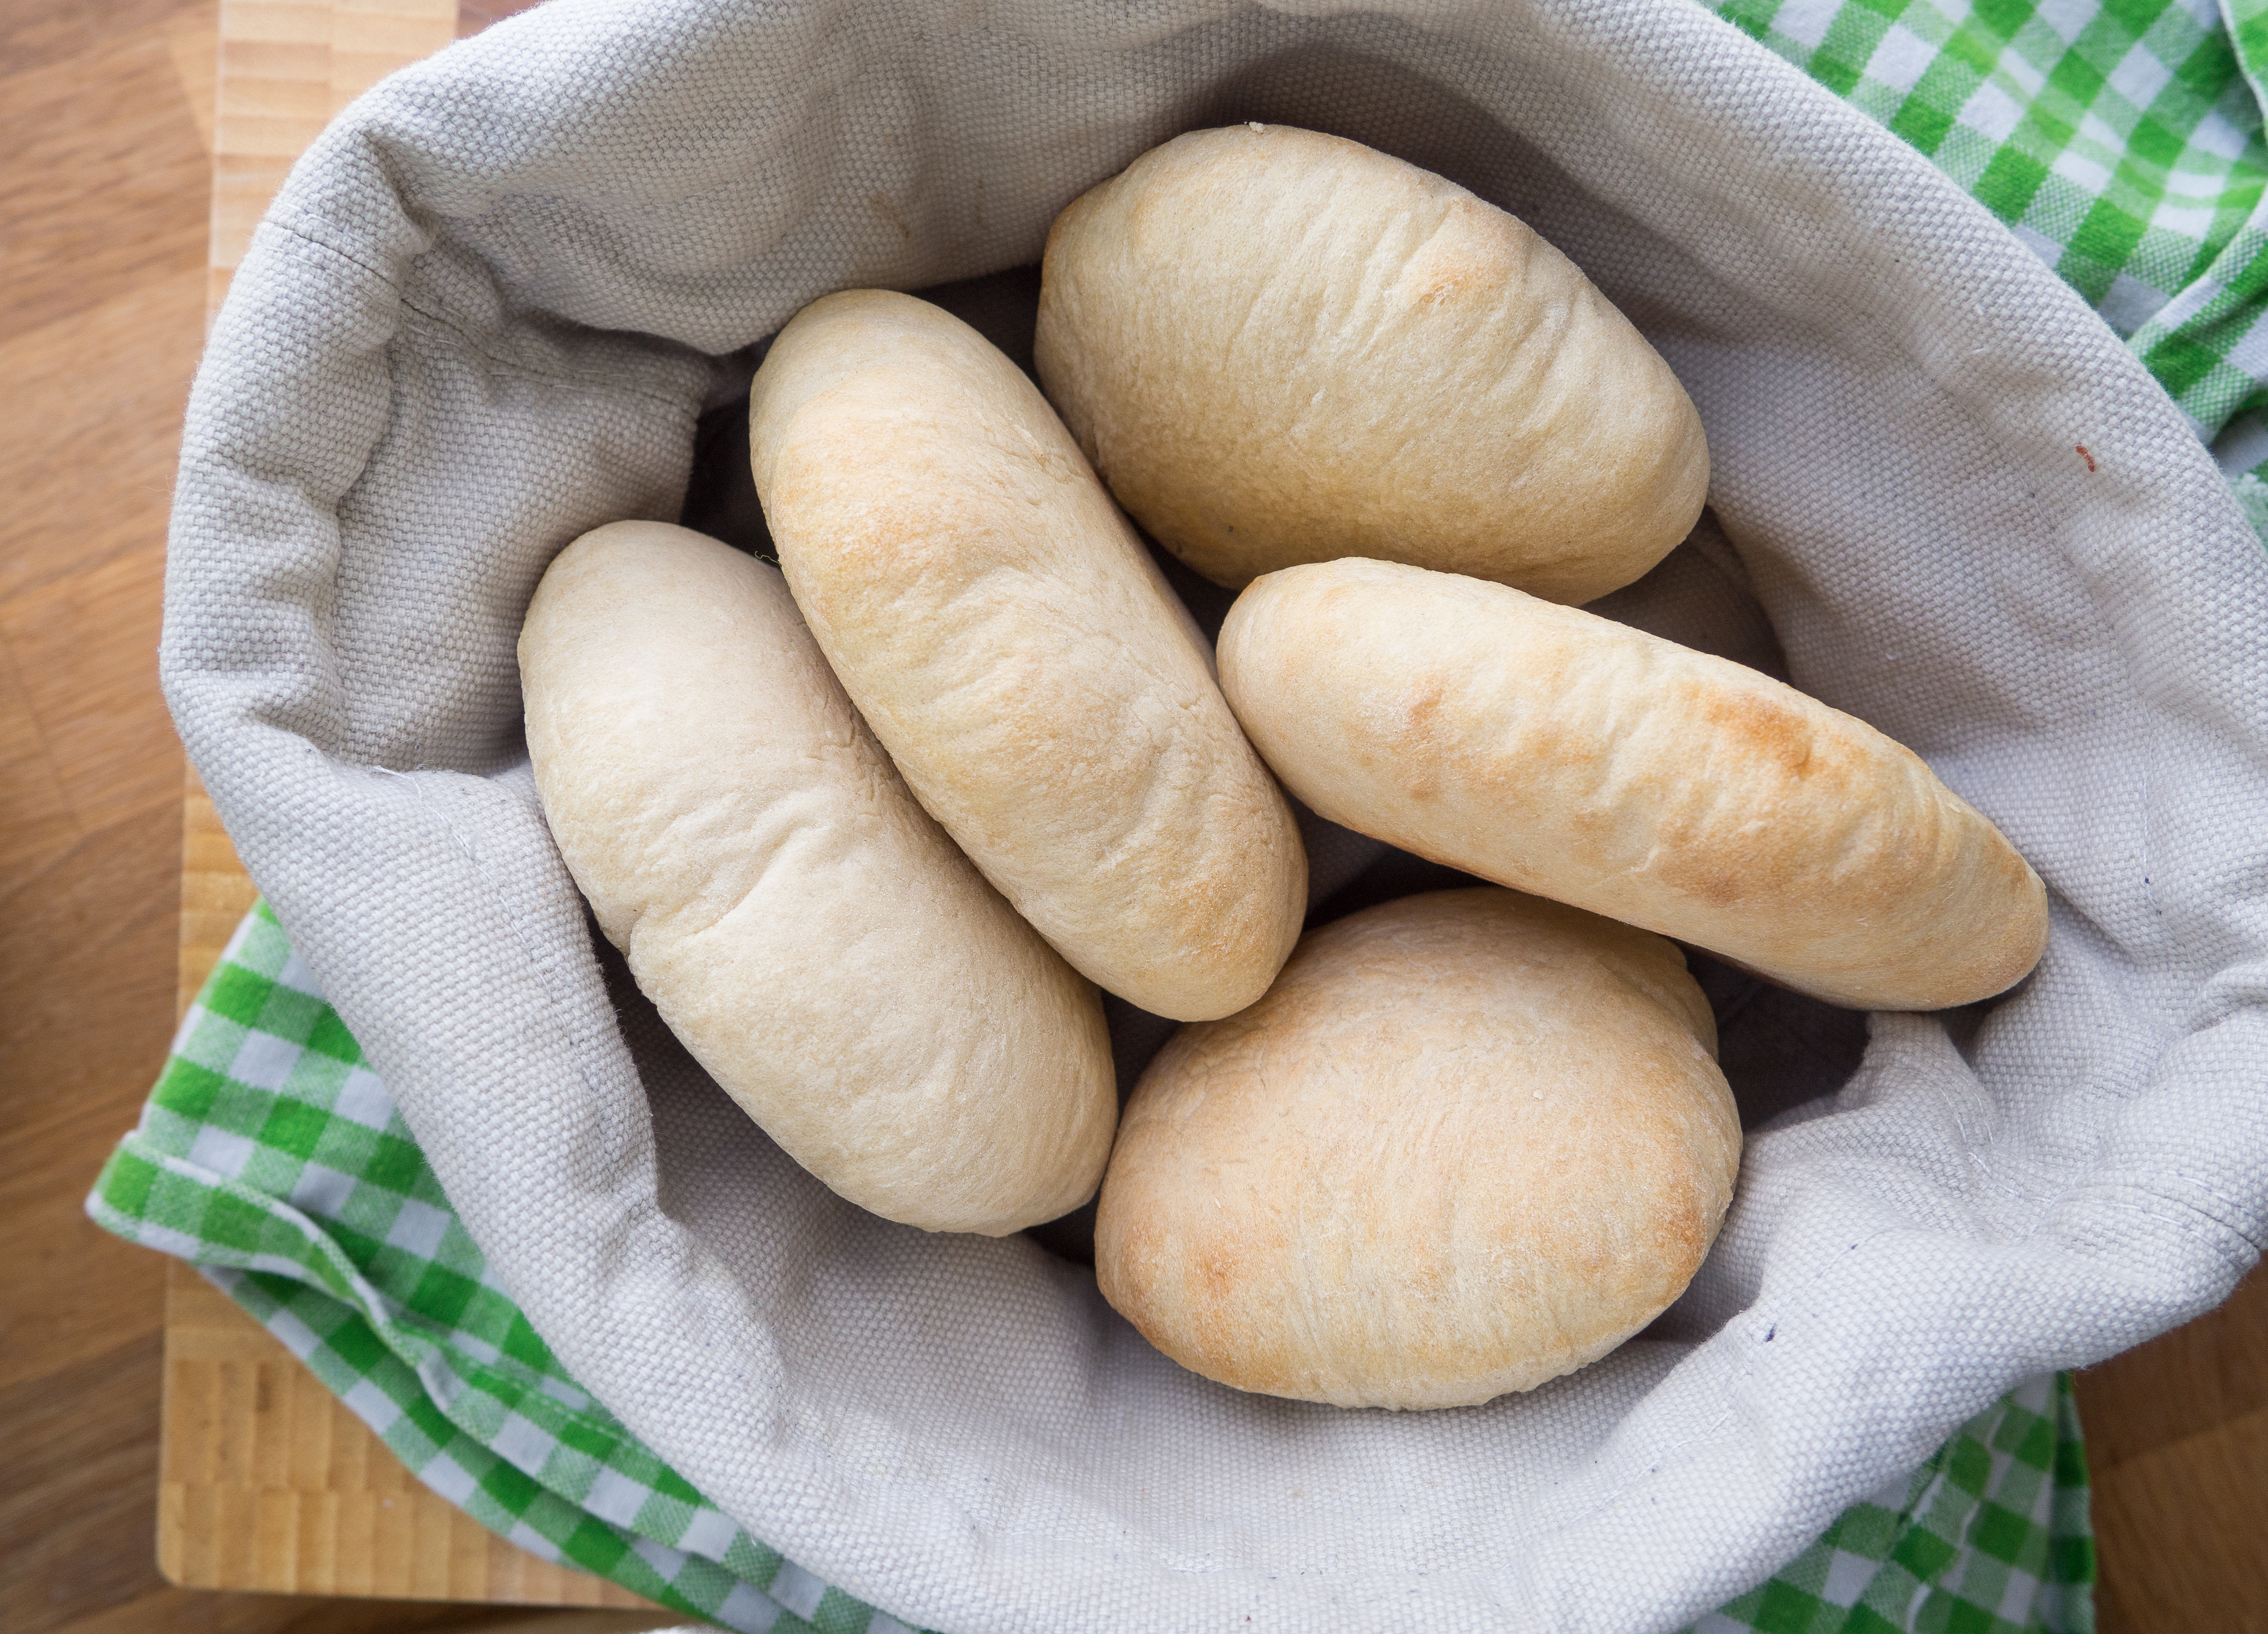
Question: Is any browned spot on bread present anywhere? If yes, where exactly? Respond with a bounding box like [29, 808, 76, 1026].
[1395, 679, 1449, 802]
[1095, 1204, 1160, 1312]
[1396, 200, 1521, 311]
[1688, 679, 1827, 782]
[1652, 838, 1760, 912]
[1647, 1183, 1712, 1286]
[1403, 255, 1482, 307]
[1194, 1235, 1245, 1303]
[1631, 680, 1875, 911]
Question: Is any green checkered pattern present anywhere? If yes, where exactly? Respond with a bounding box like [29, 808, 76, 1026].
[1713, 0, 2268, 504]
[1690, 1374, 2093, 1634]
[90, 904, 2092, 1631]
[89, 905, 916, 1634]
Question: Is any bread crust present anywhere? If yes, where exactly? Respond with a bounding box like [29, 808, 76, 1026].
[1096, 888, 1740, 1410]
[750, 289, 1306, 1022]
[1218, 558, 2050, 1010]
[519, 521, 1115, 1235]
[1036, 123, 1708, 600]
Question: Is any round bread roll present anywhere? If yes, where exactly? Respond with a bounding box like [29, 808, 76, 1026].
[1035, 123, 1708, 601]
[1218, 558, 2050, 1010]
[1096, 888, 1740, 1410]
[519, 521, 1115, 1235]
[749, 289, 1306, 1022]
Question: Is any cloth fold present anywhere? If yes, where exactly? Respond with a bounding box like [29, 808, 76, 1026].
[92, 902, 2096, 1633]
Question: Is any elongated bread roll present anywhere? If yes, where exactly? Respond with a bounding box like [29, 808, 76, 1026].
[749, 289, 1306, 1023]
[1036, 123, 1707, 601]
[1097, 888, 1740, 1409]
[519, 521, 1115, 1235]
[1220, 559, 2048, 1010]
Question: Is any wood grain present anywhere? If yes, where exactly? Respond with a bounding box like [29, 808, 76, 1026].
[2079, 1267, 2268, 1629]
[0, 5, 212, 1630]
[0, 0, 667, 1627]
[0, 8, 210, 343]
[177, 773, 259, 1016]
[160, 1267, 659, 1611]
[209, 0, 457, 314]
[2, 0, 2264, 1628]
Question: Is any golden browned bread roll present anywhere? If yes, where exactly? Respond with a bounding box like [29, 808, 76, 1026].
[1035, 123, 1708, 601]
[1218, 558, 2049, 1010]
[519, 521, 1115, 1235]
[1096, 888, 1740, 1409]
[748, 289, 1306, 1023]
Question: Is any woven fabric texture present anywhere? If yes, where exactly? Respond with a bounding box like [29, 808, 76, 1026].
[118, 0, 2268, 1628]
[92, 905, 2096, 1634]
[1721, 0, 2268, 474]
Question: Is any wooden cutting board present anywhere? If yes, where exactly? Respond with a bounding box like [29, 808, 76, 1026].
[159, 0, 658, 1609]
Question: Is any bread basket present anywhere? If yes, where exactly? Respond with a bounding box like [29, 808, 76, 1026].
[161, 0, 2268, 1626]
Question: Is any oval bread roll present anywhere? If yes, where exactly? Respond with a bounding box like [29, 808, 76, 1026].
[519, 521, 1116, 1235]
[1096, 888, 1740, 1410]
[1035, 123, 1708, 601]
[749, 289, 1306, 1023]
[1219, 558, 2050, 1010]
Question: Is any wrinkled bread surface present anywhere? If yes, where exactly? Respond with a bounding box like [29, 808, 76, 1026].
[750, 290, 1306, 1022]
[519, 521, 1115, 1234]
[1220, 558, 2049, 1009]
[1036, 124, 1708, 600]
[1097, 888, 1740, 1409]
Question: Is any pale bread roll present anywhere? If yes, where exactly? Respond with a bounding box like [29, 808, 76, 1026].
[519, 521, 1115, 1235]
[1219, 558, 2049, 1010]
[1097, 888, 1740, 1410]
[1035, 123, 1708, 601]
[749, 289, 1306, 1023]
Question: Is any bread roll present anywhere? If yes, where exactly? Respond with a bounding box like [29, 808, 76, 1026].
[1036, 123, 1707, 601]
[749, 289, 1306, 1022]
[1219, 558, 2049, 1010]
[519, 521, 1115, 1235]
[1097, 888, 1739, 1410]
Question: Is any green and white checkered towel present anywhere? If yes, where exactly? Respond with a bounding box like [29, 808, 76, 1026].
[1725, 0, 2268, 529]
[95, 0, 2268, 1625]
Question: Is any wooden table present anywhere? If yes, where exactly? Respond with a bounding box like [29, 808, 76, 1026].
[2, 0, 2262, 1628]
